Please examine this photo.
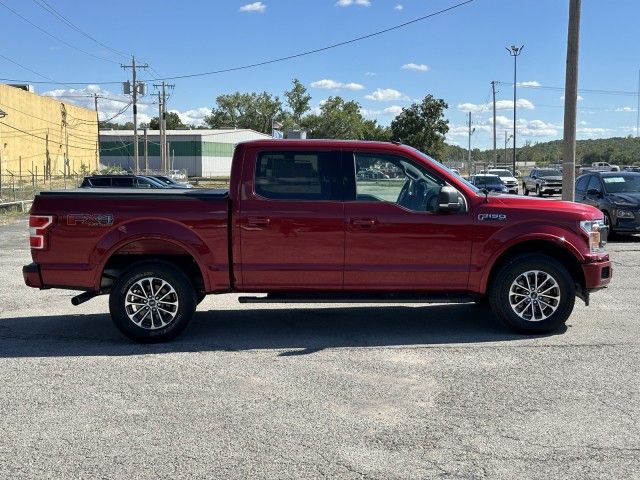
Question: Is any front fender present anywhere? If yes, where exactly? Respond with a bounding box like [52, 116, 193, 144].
[470, 222, 587, 293]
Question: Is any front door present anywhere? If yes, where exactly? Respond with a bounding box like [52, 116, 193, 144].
[238, 148, 344, 290]
[343, 151, 473, 291]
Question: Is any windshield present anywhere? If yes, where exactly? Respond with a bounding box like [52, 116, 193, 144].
[409, 147, 481, 193]
[602, 175, 640, 193]
[475, 175, 503, 185]
[489, 169, 513, 177]
[538, 169, 561, 177]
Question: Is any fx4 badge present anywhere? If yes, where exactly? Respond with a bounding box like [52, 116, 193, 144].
[67, 214, 114, 227]
[478, 213, 507, 221]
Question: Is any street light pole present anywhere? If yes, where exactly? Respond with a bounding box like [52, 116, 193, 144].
[504, 131, 513, 169]
[506, 44, 524, 176]
[467, 112, 475, 175]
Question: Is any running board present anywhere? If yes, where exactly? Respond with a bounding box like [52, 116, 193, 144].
[238, 293, 477, 304]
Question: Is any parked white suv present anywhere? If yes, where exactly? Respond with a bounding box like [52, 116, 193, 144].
[487, 169, 518, 194]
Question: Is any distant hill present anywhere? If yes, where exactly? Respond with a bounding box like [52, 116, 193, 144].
[443, 136, 640, 167]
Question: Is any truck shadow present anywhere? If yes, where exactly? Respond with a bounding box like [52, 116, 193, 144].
[0, 304, 565, 358]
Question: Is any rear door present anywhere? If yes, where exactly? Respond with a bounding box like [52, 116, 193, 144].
[238, 147, 344, 290]
[343, 150, 473, 291]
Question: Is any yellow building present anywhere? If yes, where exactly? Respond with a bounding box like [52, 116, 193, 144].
[0, 83, 99, 182]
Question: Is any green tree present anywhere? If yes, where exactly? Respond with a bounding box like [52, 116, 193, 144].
[390, 95, 449, 159]
[284, 78, 311, 127]
[305, 96, 369, 139]
[204, 91, 283, 134]
[148, 112, 186, 130]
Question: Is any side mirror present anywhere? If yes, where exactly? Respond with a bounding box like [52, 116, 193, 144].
[438, 186, 463, 212]
[587, 188, 601, 197]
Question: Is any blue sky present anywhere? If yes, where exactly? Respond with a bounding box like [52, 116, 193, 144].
[1, 0, 639, 149]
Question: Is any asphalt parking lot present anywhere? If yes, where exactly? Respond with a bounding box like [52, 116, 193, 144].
[0, 218, 638, 479]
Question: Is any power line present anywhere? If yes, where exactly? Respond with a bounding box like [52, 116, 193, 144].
[0, 53, 75, 89]
[0, 0, 120, 65]
[30, 0, 130, 60]
[0, 0, 475, 86]
[497, 81, 638, 97]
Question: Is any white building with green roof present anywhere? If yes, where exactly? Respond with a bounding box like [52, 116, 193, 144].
[99, 129, 271, 177]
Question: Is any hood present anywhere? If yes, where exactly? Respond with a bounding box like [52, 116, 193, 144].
[609, 192, 640, 205]
[489, 195, 602, 219]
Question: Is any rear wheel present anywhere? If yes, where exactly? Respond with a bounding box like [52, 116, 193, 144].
[489, 254, 575, 333]
[109, 261, 196, 343]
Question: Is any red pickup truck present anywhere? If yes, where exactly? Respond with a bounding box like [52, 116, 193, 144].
[23, 140, 611, 342]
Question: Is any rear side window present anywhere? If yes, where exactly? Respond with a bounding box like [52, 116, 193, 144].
[587, 176, 602, 193]
[255, 151, 339, 200]
[112, 177, 134, 187]
[88, 177, 111, 187]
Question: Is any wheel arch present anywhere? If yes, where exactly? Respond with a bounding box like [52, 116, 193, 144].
[484, 239, 586, 296]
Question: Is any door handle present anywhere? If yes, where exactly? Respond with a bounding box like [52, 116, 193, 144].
[246, 216, 271, 228]
[351, 217, 378, 228]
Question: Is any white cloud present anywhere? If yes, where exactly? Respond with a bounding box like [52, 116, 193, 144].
[336, 0, 371, 6]
[577, 127, 612, 137]
[401, 63, 429, 72]
[364, 71, 376, 76]
[170, 108, 210, 126]
[394, 4, 403, 10]
[560, 95, 584, 101]
[42, 85, 152, 123]
[361, 105, 403, 117]
[365, 88, 408, 101]
[239, 2, 266, 13]
[310, 79, 364, 90]
[615, 106, 636, 112]
[516, 81, 541, 87]
[457, 98, 535, 113]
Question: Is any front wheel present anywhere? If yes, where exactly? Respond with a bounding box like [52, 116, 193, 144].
[523, 183, 529, 196]
[489, 254, 575, 333]
[109, 261, 197, 343]
[536, 185, 543, 197]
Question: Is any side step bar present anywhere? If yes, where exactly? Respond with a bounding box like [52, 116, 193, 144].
[238, 293, 477, 304]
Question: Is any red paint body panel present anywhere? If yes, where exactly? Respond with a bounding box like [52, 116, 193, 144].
[25, 139, 612, 299]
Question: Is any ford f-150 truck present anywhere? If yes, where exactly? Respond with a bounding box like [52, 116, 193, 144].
[23, 140, 611, 342]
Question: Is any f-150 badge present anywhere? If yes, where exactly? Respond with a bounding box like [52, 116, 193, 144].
[478, 213, 507, 221]
[67, 214, 114, 227]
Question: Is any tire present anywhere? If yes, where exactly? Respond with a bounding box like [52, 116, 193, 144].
[489, 254, 575, 334]
[109, 260, 197, 343]
[523, 183, 529, 196]
[536, 185, 543, 197]
[603, 211, 616, 239]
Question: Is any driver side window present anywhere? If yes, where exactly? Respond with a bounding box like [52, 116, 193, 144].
[352, 152, 444, 212]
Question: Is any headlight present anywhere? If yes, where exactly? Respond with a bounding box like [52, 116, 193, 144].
[579, 220, 607, 253]
[616, 209, 635, 219]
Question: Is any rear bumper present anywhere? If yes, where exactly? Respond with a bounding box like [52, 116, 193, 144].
[23, 262, 44, 289]
[582, 259, 612, 291]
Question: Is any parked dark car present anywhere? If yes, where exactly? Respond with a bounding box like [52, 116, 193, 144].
[147, 175, 194, 188]
[80, 175, 168, 189]
[575, 171, 640, 235]
[470, 174, 508, 193]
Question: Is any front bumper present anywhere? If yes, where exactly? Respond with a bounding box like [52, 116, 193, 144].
[23, 263, 44, 289]
[581, 259, 612, 291]
[541, 185, 562, 194]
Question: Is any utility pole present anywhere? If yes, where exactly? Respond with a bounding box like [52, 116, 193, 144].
[562, 0, 581, 201]
[94, 93, 99, 169]
[153, 81, 175, 173]
[144, 127, 148, 172]
[121, 55, 148, 173]
[491, 81, 498, 167]
[636, 69, 639, 137]
[467, 112, 475, 175]
[506, 45, 524, 176]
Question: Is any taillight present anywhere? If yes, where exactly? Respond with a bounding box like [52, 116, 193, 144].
[29, 215, 54, 250]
